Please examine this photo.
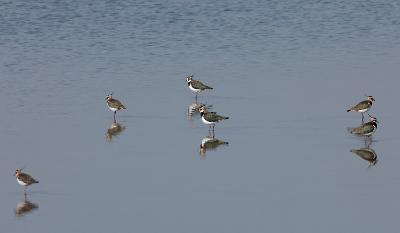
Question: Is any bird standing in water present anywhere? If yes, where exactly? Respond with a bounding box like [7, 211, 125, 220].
[347, 95, 375, 122]
[14, 169, 39, 196]
[349, 115, 379, 138]
[199, 106, 229, 135]
[105, 94, 126, 122]
[186, 75, 213, 100]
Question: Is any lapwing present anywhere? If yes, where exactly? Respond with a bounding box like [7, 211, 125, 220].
[350, 147, 378, 167]
[349, 115, 378, 137]
[199, 106, 229, 132]
[347, 96, 375, 121]
[199, 136, 229, 157]
[186, 75, 213, 99]
[105, 94, 126, 122]
[14, 169, 39, 196]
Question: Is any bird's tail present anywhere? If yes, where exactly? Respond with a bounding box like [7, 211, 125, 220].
[346, 109, 351, 112]
[224, 117, 229, 119]
[34, 180, 39, 183]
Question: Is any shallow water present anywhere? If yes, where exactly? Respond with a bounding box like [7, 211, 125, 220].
[1, 0, 400, 232]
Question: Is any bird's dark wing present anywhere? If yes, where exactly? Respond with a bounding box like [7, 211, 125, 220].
[204, 138, 229, 149]
[204, 112, 229, 122]
[348, 100, 371, 111]
[191, 80, 213, 90]
[108, 99, 126, 109]
[18, 173, 38, 184]
[350, 122, 375, 135]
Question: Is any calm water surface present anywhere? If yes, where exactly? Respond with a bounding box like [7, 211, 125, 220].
[1, 0, 400, 232]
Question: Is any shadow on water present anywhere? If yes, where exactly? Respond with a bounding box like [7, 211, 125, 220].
[350, 146, 378, 168]
[106, 120, 126, 141]
[199, 132, 229, 158]
[187, 101, 212, 120]
[15, 195, 39, 218]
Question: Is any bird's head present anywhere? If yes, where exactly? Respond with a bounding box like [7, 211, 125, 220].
[14, 169, 22, 176]
[105, 95, 112, 101]
[367, 95, 375, 101]
[368, 114, 378, 123]
[199, 106, 206, 113]
[186, 75, 193, 83]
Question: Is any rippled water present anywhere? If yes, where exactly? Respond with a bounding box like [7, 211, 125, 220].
[1, 0, 400, 232]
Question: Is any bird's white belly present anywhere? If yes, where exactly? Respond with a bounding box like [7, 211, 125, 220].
[201, 137, 213, 146]
[358, 108, 370, 113]
[107, 106, 118, 112]
[17, 178, 27, 186]
[189, 85, 201, 93]
[201, 117, 214, 125]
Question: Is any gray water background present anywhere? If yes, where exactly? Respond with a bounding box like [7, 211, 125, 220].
[1, 0, 400, 232]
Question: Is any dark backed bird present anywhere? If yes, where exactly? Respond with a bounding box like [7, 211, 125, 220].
[349, 116, 378, 137]
[105, 94, 126, 121]
[199, 106, 229, 132]
[347, 95, 375, 121]
[14, 169, 39, 196]
[186, 75, 213, 99]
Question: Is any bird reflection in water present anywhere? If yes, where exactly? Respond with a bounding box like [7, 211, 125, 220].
[15, 196, 38, 217]
[350, 138, 378, 167]
[187, 102, 212, 120]
[199, 135, 229, 157]
[106, 120, 126, 141]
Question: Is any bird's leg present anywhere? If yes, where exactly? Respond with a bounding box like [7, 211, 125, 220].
[113, 111, 117, 123]
[24, 187, 27, 197]
[361, 113, 365, 123]
[195, 94, 198, 103]
[212, 125, 215, 138]
[364, 136, 372, 148]
[366, 135, 372, 144]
